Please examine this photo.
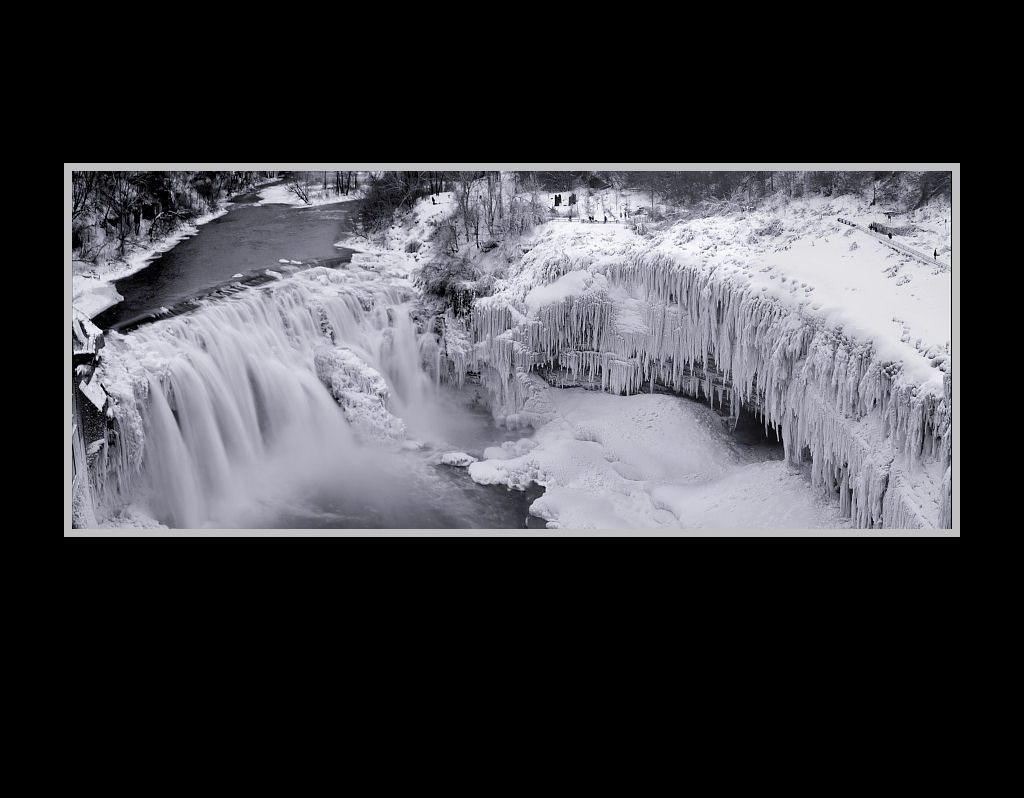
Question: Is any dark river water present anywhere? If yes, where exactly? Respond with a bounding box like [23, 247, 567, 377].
[94, 187, 359, 330]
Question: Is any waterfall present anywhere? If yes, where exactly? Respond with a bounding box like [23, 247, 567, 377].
[95, 267, 444, 528]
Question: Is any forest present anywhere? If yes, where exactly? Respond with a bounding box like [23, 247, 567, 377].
[71, 171, 277, 260]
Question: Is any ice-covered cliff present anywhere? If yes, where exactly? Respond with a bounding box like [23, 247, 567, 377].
[464, 201, 953, 529]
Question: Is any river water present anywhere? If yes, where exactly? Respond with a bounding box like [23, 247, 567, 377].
[94, 187, 359, 330]
[95, 189, 540, 530]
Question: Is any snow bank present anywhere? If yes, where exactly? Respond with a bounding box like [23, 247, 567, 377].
[71, 205, 230, 319]
[335, 192, 458, 264]
[257, 182, 364, 207]
[525, 270, 607, 315]
[73, 277, 123, 319]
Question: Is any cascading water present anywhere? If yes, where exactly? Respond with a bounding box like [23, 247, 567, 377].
[94, 266, 501, 528]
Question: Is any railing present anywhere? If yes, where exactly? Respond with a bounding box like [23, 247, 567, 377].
[837, 217, 945, 268]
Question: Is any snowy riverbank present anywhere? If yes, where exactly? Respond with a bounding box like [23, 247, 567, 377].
[72, 204, 231, 319]
[256, 182, 365, 207]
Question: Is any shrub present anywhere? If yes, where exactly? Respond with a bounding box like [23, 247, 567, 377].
[414, 255, 478, 314]
[756, 219, 784, 237]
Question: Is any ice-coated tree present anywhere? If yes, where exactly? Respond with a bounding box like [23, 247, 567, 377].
[101, 171, 144, 253]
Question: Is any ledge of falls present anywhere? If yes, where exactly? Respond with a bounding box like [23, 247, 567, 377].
[453, 221, 952, 530]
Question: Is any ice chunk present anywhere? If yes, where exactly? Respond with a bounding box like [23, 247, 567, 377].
[441, 452, 478, 467]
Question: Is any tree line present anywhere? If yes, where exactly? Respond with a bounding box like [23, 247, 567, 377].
[284, 171, 360, 204]
[351, 170, 952, 237]
[528, 170, 951, 209]
[72, 170, 276, 258]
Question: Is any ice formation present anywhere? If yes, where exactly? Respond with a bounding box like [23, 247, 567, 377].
[440, 452, 477, 467]
[314, 346, 406, 442]
[463, 222, 952, 529]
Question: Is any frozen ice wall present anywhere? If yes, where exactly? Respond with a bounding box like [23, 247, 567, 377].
[466, 224, 952, 529]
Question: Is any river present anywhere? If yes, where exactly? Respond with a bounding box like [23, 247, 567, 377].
[95, 186, 360, 330]
[94, 187, 542, 530]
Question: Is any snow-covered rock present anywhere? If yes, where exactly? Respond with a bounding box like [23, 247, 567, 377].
[441, 452, 477, 467]
[314, 346, 406, 443]
[98, 506, 168, 530]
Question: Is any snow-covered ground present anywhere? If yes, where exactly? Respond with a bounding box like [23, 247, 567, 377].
[469, 389, 843, 530]
[544, 186, 659, 221]
[327, 191, 459, 281]
[257, 182, 364, 207]
[71, 205, 230, 319]
[337, 190, 457, 258]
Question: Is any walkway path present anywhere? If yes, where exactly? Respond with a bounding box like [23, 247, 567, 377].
[838, 217, 948, 269]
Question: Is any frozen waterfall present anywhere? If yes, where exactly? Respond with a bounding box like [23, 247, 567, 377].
[464, 249, 952, 529]
[93, 267, 445, 528]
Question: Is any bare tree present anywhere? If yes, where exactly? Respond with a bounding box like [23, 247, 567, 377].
[471, 203, 481, 248]
[72, 172, 98, 220]
[484, 172, 500, 235]
[455, 172, 476, 243]
[428, 171, 447, 195]
[438, 218, 460, 254]
[287, 172, 313, 204]
[100, 172, 144, 254]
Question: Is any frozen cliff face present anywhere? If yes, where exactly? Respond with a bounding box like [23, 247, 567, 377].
[464, 216, 953, 529]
